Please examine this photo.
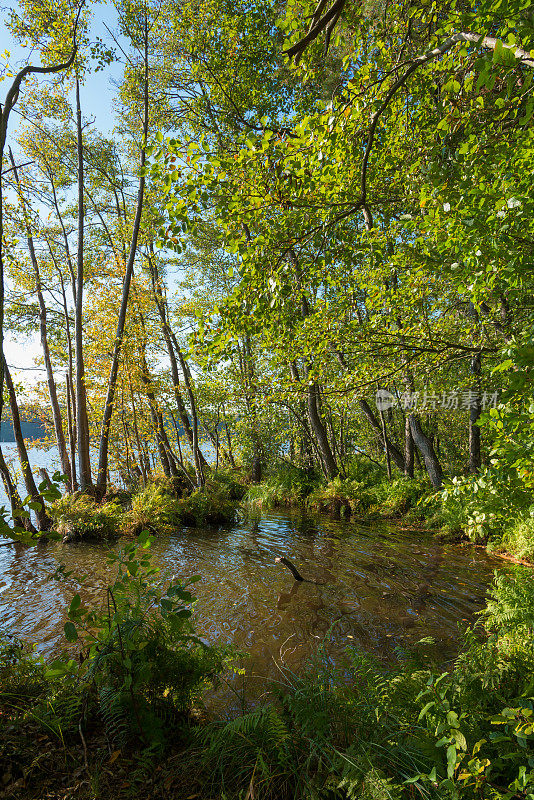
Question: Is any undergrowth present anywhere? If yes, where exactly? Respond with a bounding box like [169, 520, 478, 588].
[49, 493, 122, 541]
[49, 471, 241, 542]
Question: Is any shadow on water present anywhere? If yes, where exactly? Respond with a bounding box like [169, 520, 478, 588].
[0, 509, 504, 709]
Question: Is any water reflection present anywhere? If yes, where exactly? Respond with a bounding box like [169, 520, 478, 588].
[0, 511, 504, 698]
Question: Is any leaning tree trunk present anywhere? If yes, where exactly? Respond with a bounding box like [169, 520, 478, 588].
[3, 361, 51, 530]
[173, 344, 205, 487]
[147, 256, 209, 472]
[291, 249, 338, 480]
[96, 18, 149, 496]
[305, 373, 339, 479]
[408, 414, 443, 489]
[404, 416, 414, 478]
[0, 445, 36, 533]
[469, 352, 482, 474]
[0, 23, 78, 456]
[379, 407, 392, 480]
[359, 398, 405, 473]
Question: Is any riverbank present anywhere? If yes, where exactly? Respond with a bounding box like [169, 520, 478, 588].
[243, 461, 534, 566]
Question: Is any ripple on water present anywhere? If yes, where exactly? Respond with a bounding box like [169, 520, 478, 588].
[0, 511, 505, 692]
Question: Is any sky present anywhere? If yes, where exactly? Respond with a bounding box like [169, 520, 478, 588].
[1, 1, 125, 385]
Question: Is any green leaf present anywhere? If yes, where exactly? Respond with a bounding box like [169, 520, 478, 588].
[64, 621, 78, 642]
[69, 594, 81, 615]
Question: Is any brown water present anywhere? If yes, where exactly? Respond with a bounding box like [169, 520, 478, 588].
[0, 511, 503, 707]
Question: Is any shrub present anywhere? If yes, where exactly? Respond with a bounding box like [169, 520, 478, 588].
[123, 482, 181, 535]
[439, 468, 530, 545]
[178, 481, 237, 525]
[58, 532, 232, 748]
[243, 466, 319, 510]
[307, 476, 375, 516]
[345, 455, 386, 484]
[0, 635, 48, 705]
[209, 468, 247, 500]
[371, 477, 429, 517]
[49, 493, 122, 541]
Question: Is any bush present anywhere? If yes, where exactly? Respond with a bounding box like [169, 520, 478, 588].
[0, 635, 48, 705]
[371, 477, 429, 517]
[123, 483, 181, 535]
[49, 493, 122, 541]
[209, 468, 247, 501]
[244, 465, 319, 510]
[177, 481, 238, 525]
[307, 476, 376, 516]
[55, 532, 232, 748]
[345, 455, 386, 484]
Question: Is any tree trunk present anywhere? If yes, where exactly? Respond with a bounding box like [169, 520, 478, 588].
[58, 269, 77, 489]
[380, 408, 392, 480]
[223, 411, 237, 468]
[409, 414, 443, 489]
[469, 353, 482, 474]
[74, 77, 92, 489]
[0, 446, 36, 533]
[305, 375, 338, 479]
[174, 345, 205, 487]
[404, 415, 414, 478]
[146, 255, 209, 472]
[359, 398, 405, 472]
[96, 16, 149, 495]
[8, 148, 72, 492]
[290, 249, 338, 480]
[3, 361, 51, 530]
[0, 29, 78, 453]
[65, 373, 78, 490]
[128, 376, 147, 483]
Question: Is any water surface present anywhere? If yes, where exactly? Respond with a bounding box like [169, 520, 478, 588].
[0, 511, 503, 708]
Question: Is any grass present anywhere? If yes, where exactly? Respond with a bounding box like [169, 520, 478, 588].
[49, 472, 242, 541]
[49, 493, 123, 541]
[493, 514, 534, 563]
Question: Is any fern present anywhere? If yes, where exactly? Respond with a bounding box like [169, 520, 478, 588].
[484, 567, 534, 641]
[98, 685, 132, 747]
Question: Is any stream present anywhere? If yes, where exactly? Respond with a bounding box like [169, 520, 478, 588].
[0, 510, 504, 712]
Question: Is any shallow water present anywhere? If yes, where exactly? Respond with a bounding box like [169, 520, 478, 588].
[0, 510, 503, 710]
